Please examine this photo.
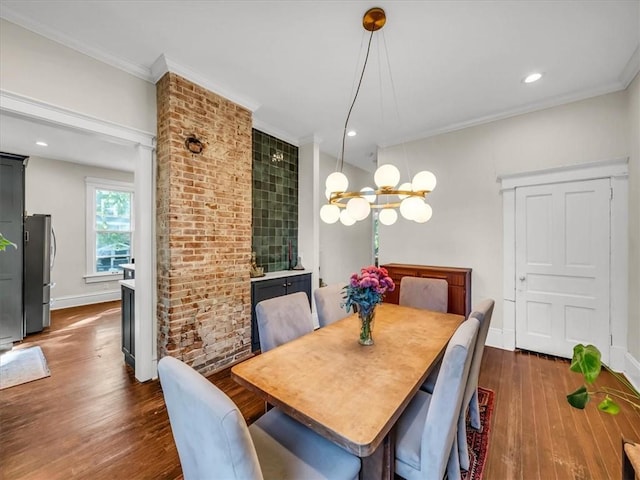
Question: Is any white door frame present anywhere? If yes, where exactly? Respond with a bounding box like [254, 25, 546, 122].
[498, 158, 628, 371]
[0, 90, 158, 382]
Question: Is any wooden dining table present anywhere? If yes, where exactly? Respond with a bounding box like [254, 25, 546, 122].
[231, 302, 464, 480]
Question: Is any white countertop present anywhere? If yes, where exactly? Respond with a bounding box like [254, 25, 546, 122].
[119, 279, 135, 290]
[120, 264, 135, 270]
[250, 269, 311, 282]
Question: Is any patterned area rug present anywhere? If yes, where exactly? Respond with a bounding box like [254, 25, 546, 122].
[0, 346, 50, 390]
[461, 387, 494, 480]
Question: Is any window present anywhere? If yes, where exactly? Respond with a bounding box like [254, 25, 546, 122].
[86, 178, 134, 281]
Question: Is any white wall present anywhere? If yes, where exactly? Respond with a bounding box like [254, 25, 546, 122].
[378, 89, 632, 341]
[0, 19, 156, 133]
[319, 152, 374, 285]
[25, 156, 134, 307]
[628, 73, 640, 360]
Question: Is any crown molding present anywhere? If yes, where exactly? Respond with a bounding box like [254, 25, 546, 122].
[151, 54, 260, 113]
[298, 134, 323, 145]
[1, 8, 152, 82]
[252, 118, 299, 146]
[620, 44, 640, 88]
[0, 90, 155, 149]
[381, 80, 629, 149]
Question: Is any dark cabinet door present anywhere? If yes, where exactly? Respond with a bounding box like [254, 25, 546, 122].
[0, 153, 27, 346]
[286, 274, 311, 305]
[121, 285, 135, 368]
[250, 273, 312, 351]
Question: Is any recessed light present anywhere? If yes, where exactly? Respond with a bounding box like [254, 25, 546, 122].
[35, 141, 48, 147]
[347, 130, 357, 137]
[523, 72, 543, 84]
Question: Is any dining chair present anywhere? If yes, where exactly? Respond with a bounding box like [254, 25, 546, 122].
[314, 283, 350, 327]
[456, 298, 495, 471]
[394, 317, 480, 480]
[421, 299, 494, 396]
[256, 291, 313, 352]
[158, 356, 361, 480]
[399, 276, 448, 313]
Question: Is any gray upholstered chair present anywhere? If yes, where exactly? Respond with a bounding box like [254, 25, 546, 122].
[158, 356, 361, 480]
[394, 317, 479, 480]
[256, 291, 313, 352]
[456, 298, 495, 471]
[399, 277, 449, 313]
[314, 283, 350, 328]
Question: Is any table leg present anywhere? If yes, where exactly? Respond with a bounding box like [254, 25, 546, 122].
[360, 428, 395, 480]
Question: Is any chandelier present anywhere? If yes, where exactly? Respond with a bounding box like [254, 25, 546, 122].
[320, 7, 437, 226]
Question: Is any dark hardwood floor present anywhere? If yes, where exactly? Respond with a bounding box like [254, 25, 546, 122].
[1, 302, 638, 479]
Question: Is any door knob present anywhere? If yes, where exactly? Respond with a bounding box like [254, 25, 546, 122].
[519, 275, 526, 281]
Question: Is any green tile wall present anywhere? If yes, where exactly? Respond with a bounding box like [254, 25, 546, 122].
[252, 129, 298, 272]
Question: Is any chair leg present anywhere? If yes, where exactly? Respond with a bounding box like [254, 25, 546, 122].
[446, 440, 462, 480]
[457, 410, 471, 471]
[468, 389, 482, 431]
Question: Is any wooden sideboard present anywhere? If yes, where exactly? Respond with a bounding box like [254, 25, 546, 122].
[381, 263, 472, 317]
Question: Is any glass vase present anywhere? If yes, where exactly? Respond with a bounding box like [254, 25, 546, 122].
[358, 307, 375, 346]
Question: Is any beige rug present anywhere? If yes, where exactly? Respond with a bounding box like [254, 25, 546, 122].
[0, 346, 50, 390]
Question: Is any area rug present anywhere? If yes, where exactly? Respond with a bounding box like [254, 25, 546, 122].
[0, 346, 50, 390]
[461, 386, 494, 480]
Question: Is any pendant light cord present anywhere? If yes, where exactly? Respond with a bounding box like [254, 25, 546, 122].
[339, 28, 375, 172]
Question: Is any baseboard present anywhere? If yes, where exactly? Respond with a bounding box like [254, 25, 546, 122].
[486, 327, 516, 351]
[610, 345, 627, 372]
[485, 327, 503, 349]
[624, 351, 640, 393]
[51, 290, 120, 310]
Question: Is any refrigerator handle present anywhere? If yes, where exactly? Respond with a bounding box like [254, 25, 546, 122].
[51, 227, 57, 270]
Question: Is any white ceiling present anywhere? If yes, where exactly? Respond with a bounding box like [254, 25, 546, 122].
[1, 1, 638, 172]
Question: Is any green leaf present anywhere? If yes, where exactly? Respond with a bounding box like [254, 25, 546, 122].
[0, 233, 17, 252]
[567, 385, 590, 409]
[597, 396, 621, 415]
[570, 344, 602, 384]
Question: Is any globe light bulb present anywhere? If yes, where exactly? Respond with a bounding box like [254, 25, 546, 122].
[399, 196, 424, 220]
[325, 172, 349, 193]
[412, 170, 437, 192]
[360, 187, 376, 203]
[397, 182, 413, 200]
[339, 209, 356, 226]
[320, 204, 340, 224]
[413, 203, 433, 223]
[346, 197, 371, 221]
[379, 208, 398, 225]
[374, 164, 400, 188]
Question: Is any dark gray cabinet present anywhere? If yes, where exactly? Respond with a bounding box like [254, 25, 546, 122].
[0, 153, 27, 346]
[123, 266, 134, 280]
[121, 284, 135, 369]
[250, 273, 311, 351]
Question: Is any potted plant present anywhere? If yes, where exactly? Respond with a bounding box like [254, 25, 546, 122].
[567, 344, 640, 414]
[0, 233, 17, 251]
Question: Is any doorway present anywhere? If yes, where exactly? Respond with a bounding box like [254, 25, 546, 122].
[0, 91, 157, 381]
[498, 158, 628, 371]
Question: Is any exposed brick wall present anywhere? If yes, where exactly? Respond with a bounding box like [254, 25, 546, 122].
[156, 72, 253, 375]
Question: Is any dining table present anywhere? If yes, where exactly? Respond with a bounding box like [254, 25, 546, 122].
[231, 302, 464, 480]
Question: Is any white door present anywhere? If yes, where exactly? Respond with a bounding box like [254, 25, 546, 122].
[515, 178, 610, 363]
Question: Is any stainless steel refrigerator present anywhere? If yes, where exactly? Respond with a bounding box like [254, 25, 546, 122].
[24, 214, 55, 334]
